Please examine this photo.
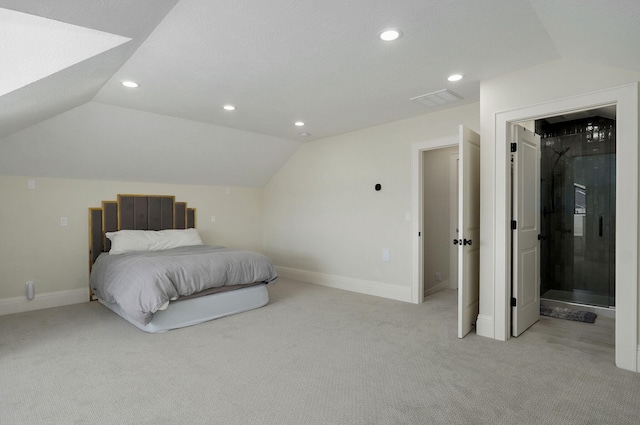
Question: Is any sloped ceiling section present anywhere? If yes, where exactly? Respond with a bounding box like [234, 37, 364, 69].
[529, 0, 640, 71]
[0, 0, 179, 138]
[0, 102, 300, 186]
[1, 0, 639, 187]
[0, 8, 131, 97]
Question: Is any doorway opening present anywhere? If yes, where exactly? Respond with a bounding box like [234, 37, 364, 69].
[492, 83, 637, 372]
[412, 126, 480, 338]
[411, 135, 458, 304]
[511, 108, 618, 337]
[535, 108, 616, 310]
[422, 147, 459, 299]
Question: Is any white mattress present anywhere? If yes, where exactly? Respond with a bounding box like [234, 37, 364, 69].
[98, 284, 269, 333]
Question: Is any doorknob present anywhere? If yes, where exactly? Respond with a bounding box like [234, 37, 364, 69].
[463, 239, 472, 246]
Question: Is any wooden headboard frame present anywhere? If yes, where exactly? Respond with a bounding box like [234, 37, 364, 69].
[88, 194, 196, 300]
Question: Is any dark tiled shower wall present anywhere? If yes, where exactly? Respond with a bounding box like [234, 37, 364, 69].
[535, 116, 616, 305]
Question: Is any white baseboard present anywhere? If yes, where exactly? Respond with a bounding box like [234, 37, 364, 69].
[276, 266, 412, 302]
[424, 280, 451, 297]
[475, 314, 494, 339]
[0, 288, 89, 316]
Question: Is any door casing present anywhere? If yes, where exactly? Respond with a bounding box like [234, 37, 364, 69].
[412, 135, 458, 303]
[491, 83, 638, 372]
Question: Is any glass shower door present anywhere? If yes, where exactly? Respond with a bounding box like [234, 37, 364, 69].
[572, 154, 615, 307]
[538, 116, 615, 308]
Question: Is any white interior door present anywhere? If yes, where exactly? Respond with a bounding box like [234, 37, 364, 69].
[511, 125, 541, 337]
[450, 153, 459, 289]
[458, 125, 480, 338]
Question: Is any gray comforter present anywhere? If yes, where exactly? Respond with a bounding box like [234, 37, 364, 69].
[90, 245, 277, 325]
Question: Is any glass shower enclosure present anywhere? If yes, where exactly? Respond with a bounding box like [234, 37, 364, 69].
[536, 115, 616, 308]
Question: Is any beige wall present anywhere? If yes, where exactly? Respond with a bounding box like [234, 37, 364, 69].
[263, 102, 479, 297]
[0, 176, 264, 300]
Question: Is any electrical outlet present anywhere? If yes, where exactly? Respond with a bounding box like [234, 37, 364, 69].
[211, 215, 216, 222]
[435, 272, 441, 281]
[60, 217, 68, 226]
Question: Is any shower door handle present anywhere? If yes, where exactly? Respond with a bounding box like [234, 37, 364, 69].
[599, 216, 603, 237]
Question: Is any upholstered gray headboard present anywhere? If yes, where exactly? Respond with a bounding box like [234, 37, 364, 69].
[89, 194, 196, 300]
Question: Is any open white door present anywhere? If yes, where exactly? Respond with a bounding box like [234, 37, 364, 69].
[457, 125, 480, 338]
[511, 125, 541, 337]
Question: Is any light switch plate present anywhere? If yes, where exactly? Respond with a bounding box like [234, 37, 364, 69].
[382, 248, 390, 262]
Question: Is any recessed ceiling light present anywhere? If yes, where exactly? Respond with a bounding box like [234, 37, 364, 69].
[294, 121, 305, 127]
[447, 74, 463, 82]
[379, 29, 402, 41]
[121, 80, 139, 88]
[299, 132, 311, 137]
[223, 105, 236, 111]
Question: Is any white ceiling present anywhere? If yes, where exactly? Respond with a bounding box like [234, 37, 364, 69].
[1, 0, 639, 186]
[0, 8, 131, 97]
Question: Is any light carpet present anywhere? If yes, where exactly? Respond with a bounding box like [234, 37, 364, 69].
[1, 278, 639, 424]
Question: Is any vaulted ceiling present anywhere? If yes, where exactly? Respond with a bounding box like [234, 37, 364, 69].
[1, 0, 639, 186]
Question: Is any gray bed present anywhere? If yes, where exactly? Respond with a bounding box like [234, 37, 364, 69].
[88, 194, 277, 332]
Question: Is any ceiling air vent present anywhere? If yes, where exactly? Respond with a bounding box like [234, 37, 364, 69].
[411, 89, 463, 108]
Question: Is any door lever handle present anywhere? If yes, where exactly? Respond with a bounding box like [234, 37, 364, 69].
[454, 238, 472, 246]
[599, 216, 603, 237]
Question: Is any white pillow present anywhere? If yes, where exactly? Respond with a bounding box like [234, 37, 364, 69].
[149, 229, 203, 251]
[106, 230, 152, 255]
[106, 229, 203, 255]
